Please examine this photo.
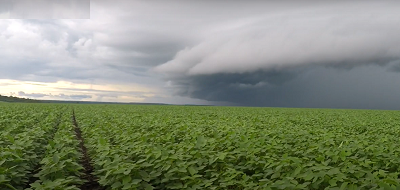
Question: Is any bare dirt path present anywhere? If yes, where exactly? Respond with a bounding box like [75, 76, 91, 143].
[72, 110, 105, 190]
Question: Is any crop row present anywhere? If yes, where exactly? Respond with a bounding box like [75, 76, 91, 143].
[26, 112, 84, 190]
[0, 104, 86, 190]
[0, 105, 58, 189]
[74, 105, 400, 190]
[3, 103, 400, 190]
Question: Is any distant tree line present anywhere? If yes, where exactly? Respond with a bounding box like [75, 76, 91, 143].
[0, 95, 41, 103]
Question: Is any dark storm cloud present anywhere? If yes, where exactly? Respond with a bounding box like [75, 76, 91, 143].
[166, 65, 400, 110]
[164, 68, 305, 107]
[154, 1, 400, 109]
[169, 70, 298, 102]
[387, 60, 400, 73]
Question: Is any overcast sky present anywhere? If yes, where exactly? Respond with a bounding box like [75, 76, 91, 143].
[1, 0, 400, 109]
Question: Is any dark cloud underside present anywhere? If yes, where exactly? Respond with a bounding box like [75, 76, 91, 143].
[168, 65, 400, 110]
[153, 1, 400, 109]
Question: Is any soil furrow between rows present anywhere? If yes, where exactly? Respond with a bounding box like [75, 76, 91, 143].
[72, 110, 105, 190]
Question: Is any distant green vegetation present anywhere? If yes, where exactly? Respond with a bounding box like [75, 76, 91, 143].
[2, 103, 400, 189]
[0, 94, 41, 103]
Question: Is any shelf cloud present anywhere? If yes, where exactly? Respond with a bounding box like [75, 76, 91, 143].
[153, 1, 400, 109]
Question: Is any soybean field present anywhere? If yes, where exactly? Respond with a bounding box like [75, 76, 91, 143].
[1, 103, 400, 190]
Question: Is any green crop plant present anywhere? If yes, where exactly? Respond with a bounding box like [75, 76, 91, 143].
[0, 105, 62, 190]
[26, 113, 84, 190]
[73, 105, 400, 189]
[2, 103, 400, 189]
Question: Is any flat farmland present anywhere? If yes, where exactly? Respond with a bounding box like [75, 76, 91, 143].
[1, 103, 400, 190]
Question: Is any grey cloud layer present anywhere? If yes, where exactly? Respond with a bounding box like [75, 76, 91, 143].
[2, 1, 400, 108]
[0, 19, 160, 87]
[152, 1, 400, 109]
[155, 2, 400, 75]
[0, 0, 90, 19]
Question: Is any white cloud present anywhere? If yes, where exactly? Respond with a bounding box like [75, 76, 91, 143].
[0, 11, 10, 19]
